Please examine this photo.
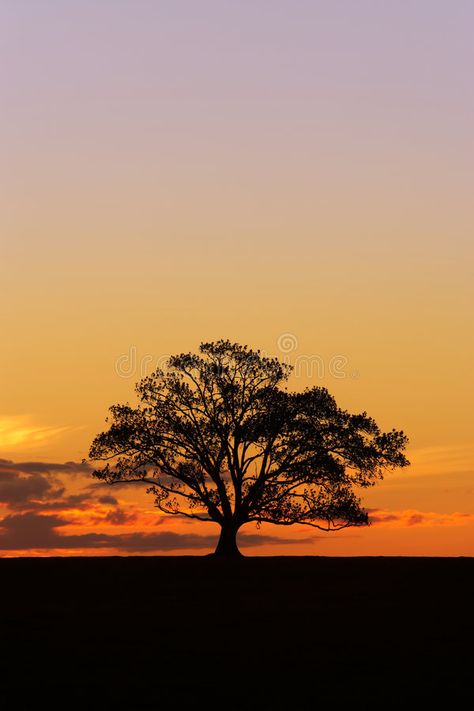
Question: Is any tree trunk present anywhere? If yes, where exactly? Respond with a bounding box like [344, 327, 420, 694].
[213, 522, 242, 557]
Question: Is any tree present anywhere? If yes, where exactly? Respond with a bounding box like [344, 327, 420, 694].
[89, 340, 409, 557]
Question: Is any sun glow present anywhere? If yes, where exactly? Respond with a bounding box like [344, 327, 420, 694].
[0, 417, 69, 449]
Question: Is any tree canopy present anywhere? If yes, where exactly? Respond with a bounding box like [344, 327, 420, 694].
[89, 340, 409, 556]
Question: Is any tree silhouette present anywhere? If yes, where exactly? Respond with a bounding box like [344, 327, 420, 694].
[89, 340, 409, 556]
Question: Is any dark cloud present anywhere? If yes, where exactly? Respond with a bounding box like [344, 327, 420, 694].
[0, 460, 98, 511]
[98, 495, 119, 505]
[0, 512, 111, 550]
[0, 469, 64, 509]
[114, 531, 312, 553]
[87, 480, 150, 492]
[0, 459, 91, 475]
[0, 512, 313, 552]
[366, 508, 473, 527]
[0, 459, 159, 542]
[103, 509, 137, 525]
[367, 509, 400, 524]
[30, 493, 94, 511]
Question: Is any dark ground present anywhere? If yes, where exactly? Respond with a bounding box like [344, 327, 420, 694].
[0, 556, 472, 709]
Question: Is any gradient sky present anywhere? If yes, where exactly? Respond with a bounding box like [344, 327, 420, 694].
[1, 1, 473, 555]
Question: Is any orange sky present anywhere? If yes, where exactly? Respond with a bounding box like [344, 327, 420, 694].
[1, 2, 473, 556]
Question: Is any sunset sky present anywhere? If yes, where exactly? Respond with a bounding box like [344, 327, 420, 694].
[1, 1, 473, 556]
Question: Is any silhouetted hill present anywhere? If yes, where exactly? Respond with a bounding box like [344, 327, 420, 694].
[0, 557, 472, 708]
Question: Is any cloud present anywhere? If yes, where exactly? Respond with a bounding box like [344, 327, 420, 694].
[0, 469, 64, 509]
[0, 417, 70, 449]
[0, 512, 125, 550]
[29, 493, 94, 512]
[97, 495, 118, 505]
[103, 508, 138, 525]
[0, 512, 311, 552]
[0, 460, 133, 529]
[0, 470, 58, 504]
[368, 508, 474, 527]
[0, 459, 91, 475]
[0, 459, 92, 510]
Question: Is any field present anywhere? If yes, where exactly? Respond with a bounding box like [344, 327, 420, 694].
[1, 557, 472, 708]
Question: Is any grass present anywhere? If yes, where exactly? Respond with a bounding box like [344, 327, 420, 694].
[0, 556, 472, 707]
